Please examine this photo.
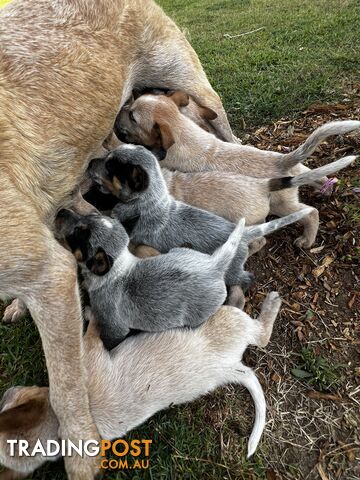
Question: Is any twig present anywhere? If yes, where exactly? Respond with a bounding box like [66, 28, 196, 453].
[223, 27, 265, 39]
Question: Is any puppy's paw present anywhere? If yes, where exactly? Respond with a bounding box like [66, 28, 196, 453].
[240, 272, 255, 291]
[2, 299, 28, 324]
[248, 237, 267, 256]
[294, 235, 314, 249]
[264, 291, 281, 310]
[226, 285, 245, 309]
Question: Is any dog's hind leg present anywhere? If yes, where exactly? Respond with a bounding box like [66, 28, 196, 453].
[270, 193, 319, 248]
[256, 292, 282, 348]
[226, 285, 246, 309]
[0, 200, 100, 479]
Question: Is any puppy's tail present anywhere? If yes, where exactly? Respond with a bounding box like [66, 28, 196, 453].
[245, 208, 313, 241]
[234, 365, 266, 457]
[269, 155, 357, 191]
[278, 121, 360, 171]
[212, 218, 246, 271]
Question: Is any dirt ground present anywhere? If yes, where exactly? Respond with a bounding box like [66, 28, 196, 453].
[240, 87, 359, 479]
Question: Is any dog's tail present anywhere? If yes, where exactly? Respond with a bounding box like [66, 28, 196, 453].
[269, 155, 357, 192]
[212, 218, 245, 271]
[245, 208, 313, 241]
[269, 155, 357, 191]
[278, 121, 360, 171]
[234, 365, 266, 457]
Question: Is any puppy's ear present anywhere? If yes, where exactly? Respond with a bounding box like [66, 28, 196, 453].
[198, 106, 218, 121]
[153, 123, 175, 150]
[0, 396, 48, 433]
[168, 90, 190, 108]
[86, 248, 114, 276]
[130, 165, 149, 192]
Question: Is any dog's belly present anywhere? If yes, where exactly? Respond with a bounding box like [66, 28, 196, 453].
[0, 1, 133, 218]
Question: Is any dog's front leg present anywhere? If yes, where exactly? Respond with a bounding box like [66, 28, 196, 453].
[23, 238, 100, 479]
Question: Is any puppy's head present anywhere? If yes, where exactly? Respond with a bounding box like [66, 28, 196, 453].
[0, 386, 58, 476]
[55, 210, 127, 276]
[114, 91, 190, 151]
[88, 145, 162, 204]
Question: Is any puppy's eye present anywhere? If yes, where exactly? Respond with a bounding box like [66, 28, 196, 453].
[129, 111, 136, 123]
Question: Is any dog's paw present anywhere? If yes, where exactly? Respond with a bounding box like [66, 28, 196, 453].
[240, 272, 255, 291]
[248, 237, 267, 256]
[2, 299, 28, 324]
[294, 235, 313, 249]
[265, 291, 281, 310]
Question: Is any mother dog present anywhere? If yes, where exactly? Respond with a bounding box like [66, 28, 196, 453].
[0, 1, 234, 477]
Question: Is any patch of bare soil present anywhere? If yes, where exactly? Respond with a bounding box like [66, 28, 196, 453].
[242, 87, 359, 479]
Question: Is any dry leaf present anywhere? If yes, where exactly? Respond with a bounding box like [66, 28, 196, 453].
[266, 469, 278, 480]
[313, 265, 326, 277]
[307, 391, 342, 403]
[348, 294, 357, 309]
[271, 373, 281, 383]
[310, 246, 325, 254]
[322, 256, 335, 267]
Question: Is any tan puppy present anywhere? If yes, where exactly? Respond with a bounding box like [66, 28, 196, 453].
[0, 1, 235, 477]
[116, 91, 360, 177]
[162, 155, 356, 248]
[0, 293, 281, 479]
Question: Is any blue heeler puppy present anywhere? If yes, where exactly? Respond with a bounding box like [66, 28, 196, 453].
[56, 209, 245, 349]
[88, 145, 313, 292]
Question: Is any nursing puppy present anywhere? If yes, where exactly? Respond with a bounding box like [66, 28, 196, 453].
[161, 155, 356, 247]
[116, 91, 360, 177]
[56, 209, 245, 349]
[118, 88, 219, 146]
[88, 145, 313, 293]
[0, 293, 281, 479]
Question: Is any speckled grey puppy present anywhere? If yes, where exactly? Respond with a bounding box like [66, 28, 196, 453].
[56, 209, 245, 350]
[88, 145, 314, 289]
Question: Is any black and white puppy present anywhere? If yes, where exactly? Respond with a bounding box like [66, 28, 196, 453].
[56, 209, 245, 349]
[88, 145, 313, 290]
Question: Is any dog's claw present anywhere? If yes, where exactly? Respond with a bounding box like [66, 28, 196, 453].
[2, 299, 28, 324]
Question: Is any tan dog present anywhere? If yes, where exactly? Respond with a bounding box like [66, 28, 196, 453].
[0, 293, 281, 479]
[0, 1, 235, 477]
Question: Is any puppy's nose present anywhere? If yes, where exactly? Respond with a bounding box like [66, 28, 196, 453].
[114, 125, 129, 143]
[57, 209, 73, 221]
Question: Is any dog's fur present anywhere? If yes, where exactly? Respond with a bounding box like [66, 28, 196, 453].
[88, 145, 313, 295]
[117, 91, 360, 175]
[0, 1, 236, 476]
[56, 209, 245, 349]
[161, 155, 356, 248]
[0, 293, 281, 479]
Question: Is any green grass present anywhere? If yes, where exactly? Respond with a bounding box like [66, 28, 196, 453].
[159, 0, 360, 131]
[292, 347, 344, 391]
[1, 0, 359, 479]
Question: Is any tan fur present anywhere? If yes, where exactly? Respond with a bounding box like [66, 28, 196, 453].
[0, 1, 235, 477]
[161, 167, 319, 248]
